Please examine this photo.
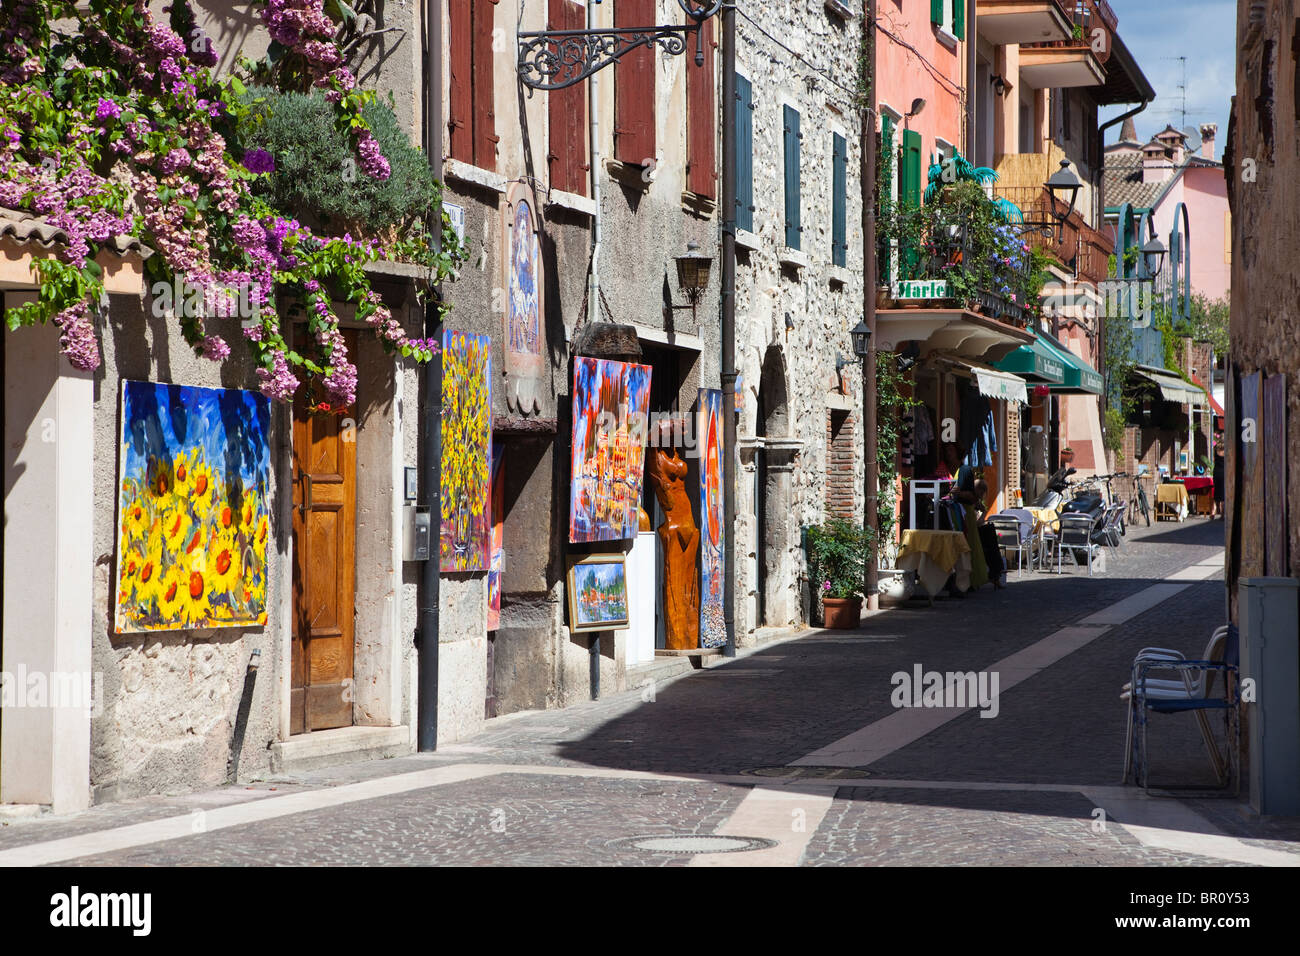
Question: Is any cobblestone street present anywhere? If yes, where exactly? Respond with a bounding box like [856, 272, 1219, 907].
[3, 518, 1298, 867]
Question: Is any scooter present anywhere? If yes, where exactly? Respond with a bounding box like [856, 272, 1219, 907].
[1035, 466, 1076, 511]
[1060, 480, 1108, 544]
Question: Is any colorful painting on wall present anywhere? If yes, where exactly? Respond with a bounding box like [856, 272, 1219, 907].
[487, 445, 504, 631]
[503, 183, 544, 414]
[566, 554, 630, 633]
[698, 389, 726, 647]
[441, 330, 492, 572]
[569, 358, 652, 543]
[115, 381, 271, 633]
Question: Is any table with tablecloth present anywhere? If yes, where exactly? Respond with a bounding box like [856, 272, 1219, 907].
[1156, 482, 1189, 520]
[1174, 477, 1214, 515]
[896, 529, 972, 599]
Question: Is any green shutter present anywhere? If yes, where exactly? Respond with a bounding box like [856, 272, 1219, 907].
[832, 132, 847, 268]
[931, 0, 944, 25]
[735, 74, 753, 233]
[953, 0, 965, 39]
[901, 128, 923, 277]
[783, 105, 801, 250]
[878, 115, 895, 284]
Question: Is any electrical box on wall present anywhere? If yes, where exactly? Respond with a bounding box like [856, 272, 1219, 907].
[404, 507, 431, 562]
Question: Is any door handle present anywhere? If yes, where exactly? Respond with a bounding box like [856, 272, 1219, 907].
[300, 473, 312, 516]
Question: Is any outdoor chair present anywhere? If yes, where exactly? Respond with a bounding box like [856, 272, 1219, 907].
[1047, 514, 1097, 575]
[1120, 625, 1239, 794]
[1100, 502, 1126, 549]
[989, 513, 1031, 577]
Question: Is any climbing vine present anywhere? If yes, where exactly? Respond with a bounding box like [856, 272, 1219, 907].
[1, 0, 461, 403]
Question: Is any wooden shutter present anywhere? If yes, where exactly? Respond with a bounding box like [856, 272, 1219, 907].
[735, 74, 753, 232]
[471, 0, 498, 170]
[614, 0, 656, 165]
[832, 132, 847, 268]
[901, 128, 923, 276]
[448, 0, 474, 163]
[878, 114, 895, 283]
[783, 105, 801, 249]
[931, 0, 944, 25]
[953, 0, 965, 39]
[547, 0, 587, 194]
[686, 18, 717, 199]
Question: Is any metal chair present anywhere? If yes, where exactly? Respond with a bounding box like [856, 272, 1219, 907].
[1122, 626, 1240, 794]
[989, 513, 1030, 577]
[1100, 502, 1126, 549]
[1049, 513, 1097, 575]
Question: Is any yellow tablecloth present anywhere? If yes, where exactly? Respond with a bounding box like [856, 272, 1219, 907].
[1028, 506, 1061, 533]
[897, 530, 973, 598]
[1156, 482, 1189, 519]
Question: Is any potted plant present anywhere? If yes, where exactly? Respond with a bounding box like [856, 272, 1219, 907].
[806, 518, 874, 629]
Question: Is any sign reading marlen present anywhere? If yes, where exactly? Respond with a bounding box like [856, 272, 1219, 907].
[569, 358, 652, 543]
[114, 380, 271, 632]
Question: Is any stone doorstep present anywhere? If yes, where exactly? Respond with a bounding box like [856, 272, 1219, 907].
[269, 725, 412, 777]
[0, 803, 46, 822]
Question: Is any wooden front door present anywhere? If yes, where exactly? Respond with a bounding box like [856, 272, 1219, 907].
[290, 329, 358, 733]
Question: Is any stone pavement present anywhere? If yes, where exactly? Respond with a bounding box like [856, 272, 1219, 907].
[3, 516, 1299, 866]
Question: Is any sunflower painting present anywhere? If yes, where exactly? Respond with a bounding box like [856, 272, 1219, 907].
[440, 330, 492, 572]
[115, 380, 271, 633]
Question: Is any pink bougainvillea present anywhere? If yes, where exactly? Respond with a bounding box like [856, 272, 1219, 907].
[1, 0, 446, 401]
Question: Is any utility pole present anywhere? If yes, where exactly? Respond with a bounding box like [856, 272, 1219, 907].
[861, 0, 878, 609]
[721, 3, 738, 656]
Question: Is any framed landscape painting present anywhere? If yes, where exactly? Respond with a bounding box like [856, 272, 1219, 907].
[115, 380, 271, 633]
[566, 553, 630, 633]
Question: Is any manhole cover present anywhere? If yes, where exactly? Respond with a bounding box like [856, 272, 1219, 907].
[740, 766, 872, 779]
[611, 835, 777, 854]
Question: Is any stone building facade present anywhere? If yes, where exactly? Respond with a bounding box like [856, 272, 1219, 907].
[1225, 1, 1300, 611]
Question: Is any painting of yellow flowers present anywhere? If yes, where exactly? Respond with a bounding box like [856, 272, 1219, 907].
[115, 380, 272, 633]
[441, 330, 492, 572]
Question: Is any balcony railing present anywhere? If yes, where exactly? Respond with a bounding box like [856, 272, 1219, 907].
[1025, 0, 1116, 54]
[992, 184, 1114, 288]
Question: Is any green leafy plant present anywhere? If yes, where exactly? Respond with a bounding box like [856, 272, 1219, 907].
[876, 349, 920, 546]
[806, 518, 875, 600]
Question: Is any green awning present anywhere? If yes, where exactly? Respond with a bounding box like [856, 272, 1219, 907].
[993, 333, 1066, 384]
[1133, 365, 1206, 405]
[1039, 331, 1105, 395]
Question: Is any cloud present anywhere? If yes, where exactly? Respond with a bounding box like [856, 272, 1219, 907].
[1100, 0, 1236, 158]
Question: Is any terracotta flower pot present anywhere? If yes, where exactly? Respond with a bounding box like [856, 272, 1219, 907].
[876, 286, 894, 310]
[821, 596, 862, 629]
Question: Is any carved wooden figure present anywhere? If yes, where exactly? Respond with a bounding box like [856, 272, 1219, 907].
[646, 445, 700, 650]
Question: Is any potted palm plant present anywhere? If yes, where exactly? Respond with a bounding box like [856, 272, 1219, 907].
[806, 518, 874, 629]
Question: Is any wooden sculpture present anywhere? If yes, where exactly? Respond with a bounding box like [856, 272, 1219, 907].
[646, 445, 700, 650]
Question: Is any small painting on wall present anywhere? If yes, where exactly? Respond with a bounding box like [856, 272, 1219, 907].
[566, 553, 630, 633]
[569, 358, 652, 543]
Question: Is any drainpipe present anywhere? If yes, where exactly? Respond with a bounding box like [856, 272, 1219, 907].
[721, 3, 737, 657]
[418, 0, 443, 752]
[587, 0, 602, 318]
[965, 0, 976, 159]
[862, 0, 878, 609]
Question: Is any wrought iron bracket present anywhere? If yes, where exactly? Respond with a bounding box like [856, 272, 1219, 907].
[518, 1, 724, 92]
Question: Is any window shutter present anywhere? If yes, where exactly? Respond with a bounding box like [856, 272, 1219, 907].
[953, 0, 965, 40]
[448, 0, 474, 163]
[931, 0, 944, 25]
[471, 0, 498, 170]
[614, 0, 656, 165]
[901, 128, 923, 276]
[832, 133, 847, 268]
[735, 74, 754, 233]
[783, 105, 801, 249]
[547, 0, 587, 194]
[879, 114, 895, 284]
[687, 18, 717, 199]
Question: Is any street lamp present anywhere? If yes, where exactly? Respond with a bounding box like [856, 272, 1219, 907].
[1141, 236, 1167, 277]
[851, 319, 873, 359]
[673, 241, 713, 306]
[1018, 159, 1084, 243]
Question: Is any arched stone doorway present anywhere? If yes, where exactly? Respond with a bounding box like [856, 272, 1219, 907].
[755, 346, 801, 626]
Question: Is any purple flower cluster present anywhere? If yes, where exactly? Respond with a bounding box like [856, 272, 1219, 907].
[257, 349, 301, 402]
[95, 98, 122, 123]
[201, 334, 231, 360]
[242, 148, 275, 174]
[53, 302, 100, 371]
[158, 147, 192, 174]
[355, 128, 390, 181]
[263, 0, 335, 60]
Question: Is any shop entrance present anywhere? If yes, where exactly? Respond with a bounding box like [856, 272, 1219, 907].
[290, 329, 358, 734]
[755, 345, 790, 626]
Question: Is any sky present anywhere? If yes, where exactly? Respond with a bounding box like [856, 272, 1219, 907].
[1099, 0, 1237, 160]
